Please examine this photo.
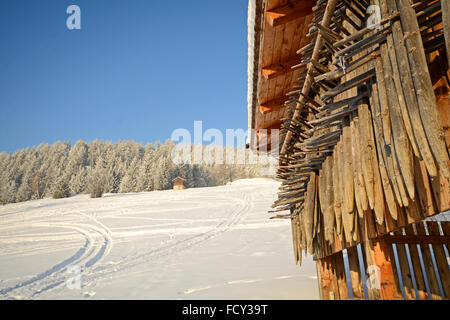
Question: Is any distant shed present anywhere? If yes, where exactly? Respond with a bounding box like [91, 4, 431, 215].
[173, 177, 186, 190]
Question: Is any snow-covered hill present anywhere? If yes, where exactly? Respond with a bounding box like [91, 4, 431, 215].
[0, 178, 318, 299]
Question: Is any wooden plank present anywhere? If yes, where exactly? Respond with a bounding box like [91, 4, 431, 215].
[380, 0, 420, 159]
[291, 217, 299, 264]
[385, 0, 438, 178]
[405, 225, 428, 300]
[361, 240, 382, 299]
[303, 172, 316, 254]
[333, 142, 343, 240]
[258, 95, 290, 114]
[334, 253, 349, 299]
[430, 168, 450, 214]
[377, 234, 450, 245]
[343, 119, 355, 215]
[347, 246, 364, 299]
[397, 0, 450, 179]
[369, 78, 399, 219]
[266, 0, 313, 27]
[427, 222, 450, 299]
[316, 259, 328, 299]
[415, 222, 442, 300]
[393, 230, 416, 300]
[441, 0, 450, 66]
[327, 256, 340, 300]
[262, 56, 303, 80]
[374, 56, 408, 207]
[413, 157, 437, 217]
[372, 239, 402, 299]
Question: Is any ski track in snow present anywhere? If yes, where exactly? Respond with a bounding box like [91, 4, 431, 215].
[0, 179, 292, 299]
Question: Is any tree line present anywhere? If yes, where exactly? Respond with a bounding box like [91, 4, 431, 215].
[0, 139, 269, 205]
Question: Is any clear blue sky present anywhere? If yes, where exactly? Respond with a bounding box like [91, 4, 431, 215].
[0, 0, 249, 153]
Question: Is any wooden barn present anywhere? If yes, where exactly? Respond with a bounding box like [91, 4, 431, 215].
[172, 177, 186, 190]
[247, 0, 450, 299]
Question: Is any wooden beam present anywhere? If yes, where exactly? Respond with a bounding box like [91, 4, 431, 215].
[375, 234, 450, 246]
[441, 0, 450, 67]
[257, 119, 283, 131]
[266, 0, 314, 27]
[262, 57, 303, 80]
[258, 96, 290, 114]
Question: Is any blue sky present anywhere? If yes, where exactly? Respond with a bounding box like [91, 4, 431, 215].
[0, 0, 249, 153]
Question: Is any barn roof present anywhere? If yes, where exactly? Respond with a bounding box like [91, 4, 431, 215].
[248, 0, 315, 151]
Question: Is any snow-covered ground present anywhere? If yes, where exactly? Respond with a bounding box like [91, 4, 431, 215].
[0, 178, 318, 300]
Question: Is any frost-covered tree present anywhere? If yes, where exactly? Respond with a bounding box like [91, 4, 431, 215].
[0, 139, 268, 205]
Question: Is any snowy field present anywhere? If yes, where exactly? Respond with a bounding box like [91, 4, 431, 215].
[0, 178, 318, 300]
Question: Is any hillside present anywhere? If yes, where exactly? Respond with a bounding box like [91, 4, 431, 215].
[0, 178, 318, 299]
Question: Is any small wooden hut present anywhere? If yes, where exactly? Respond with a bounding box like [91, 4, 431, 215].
[247, 0, 450, 299]
[173, 177, 186, 190]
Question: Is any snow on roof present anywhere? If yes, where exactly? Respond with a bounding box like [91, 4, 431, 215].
[247, 0, 264, 149]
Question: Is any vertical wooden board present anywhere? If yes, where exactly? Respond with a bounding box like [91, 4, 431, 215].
[379, 24, 416, 200]
[343, 121, 355, 215]
[374, 56, 408, 207]
[323, 256, 337, 300]
[304, 172, 317, 254]
[366, 103, 387, 227]
[416, 222, 443, 300]
[316, 261, 324, 300]
[334, 253, 349, 300]
[358, 103, 375, 210]
[442, 0, 450, 67]
[396, 206, 408, 229]
[413, 157, 437, 217]
[396, 0, 450, 179]
[405, 225, 428, 300]
[427, 222, 450, 299]
[291, 218, 299, 264]
[429, 169, 450, 214]
[324, 156, 335, 243]
[369, 78, 399, 219]
[333, 145, 343, 239]
[386, 240, 403, 300]
[393, 230, 416, 300]
[296, 215, 303, 265]
[441, 222, 450, 236]
[405, 197, 424, 224]
[361, 240, 382, 299]
[373, 240, 402, 300]
[347, 246, 364, 299]
[383, 202, 397, 232]
[351, 112, 369, 213]
[386, 0, 438, 179]
[317, 259, 330, 300]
